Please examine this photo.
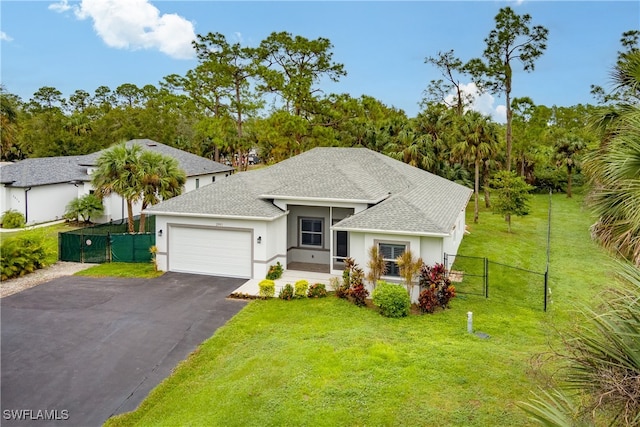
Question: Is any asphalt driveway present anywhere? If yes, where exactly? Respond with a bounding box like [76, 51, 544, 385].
[1, 272, 247, 427]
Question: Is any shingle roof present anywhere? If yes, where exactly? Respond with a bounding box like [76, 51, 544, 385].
[145, 171, 286, 219]
[81, 139, 234, 177]
[0, 139, 233, 188]
[0, 155, 91, 187]
[147, 147, 473, 233]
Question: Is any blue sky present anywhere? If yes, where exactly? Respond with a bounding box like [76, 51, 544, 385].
[1, 1, 638, 120]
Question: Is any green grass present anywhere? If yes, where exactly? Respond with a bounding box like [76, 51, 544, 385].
[1, 222, 81, 265]
[104, 193, 616, 427]
[74, 262, 164, 278]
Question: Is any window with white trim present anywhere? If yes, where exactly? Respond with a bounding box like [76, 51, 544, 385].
[379, 243, 406, 277]
[300, 218, 323, 247]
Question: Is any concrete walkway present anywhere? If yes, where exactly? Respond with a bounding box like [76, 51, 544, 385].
[233, 269, 341, 296]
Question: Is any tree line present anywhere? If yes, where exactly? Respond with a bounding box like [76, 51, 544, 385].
[1, 8, 638, 260]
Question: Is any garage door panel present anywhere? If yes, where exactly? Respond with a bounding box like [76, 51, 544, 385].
[168, 227, 252, 278]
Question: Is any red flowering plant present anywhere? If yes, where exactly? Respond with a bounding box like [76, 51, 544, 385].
[418, 263, 456, 313]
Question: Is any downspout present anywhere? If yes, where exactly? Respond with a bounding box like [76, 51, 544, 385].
[24, 187, 32, 223]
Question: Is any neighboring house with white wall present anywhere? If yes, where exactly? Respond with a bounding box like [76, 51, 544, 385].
[0, 139, 234, 225]
[146, 147, 473, 298]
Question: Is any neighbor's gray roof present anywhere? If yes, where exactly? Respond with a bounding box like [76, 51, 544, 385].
[81, 139, 234, 177]
[0, 139, 233, 188]
[0, 155, 91, 187]
[147, 147, 473, 234]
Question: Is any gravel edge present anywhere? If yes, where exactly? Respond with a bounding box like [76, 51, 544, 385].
[0, 262, 96, 298]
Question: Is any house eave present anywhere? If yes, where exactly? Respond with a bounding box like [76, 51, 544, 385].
[331, 225, 450, 238]
[142, 210, 289, 222]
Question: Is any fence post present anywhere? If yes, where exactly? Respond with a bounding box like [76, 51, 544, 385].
[484, 257, 489, 298]
[544, 270, 548, 312]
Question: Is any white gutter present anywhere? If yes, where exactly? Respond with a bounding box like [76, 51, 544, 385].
[258, 193, 390, 205]
[141, 209, 289, 222]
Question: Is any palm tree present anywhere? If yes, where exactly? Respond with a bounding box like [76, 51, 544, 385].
[137, 150, 186, 232]
[520, 261, 640, 426]
[91, 142, 143, 233]
[553, 133, 586, 198]
[584, 111, 640, 265]
[451, 111, 499, 223]
[584, 48, 640, 265]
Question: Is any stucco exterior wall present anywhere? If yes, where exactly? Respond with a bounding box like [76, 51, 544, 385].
[1, 183, 77, 225]
[183, 172, 230, 193]
[442, 208, 467, 264]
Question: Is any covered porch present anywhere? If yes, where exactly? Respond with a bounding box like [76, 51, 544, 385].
[283, 204, 361, 275]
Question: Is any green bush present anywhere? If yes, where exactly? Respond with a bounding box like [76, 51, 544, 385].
[1, 234, 49, 280]
[258, 279, 275, 298]
[372, 281, 411, 318]
[307, 283, 327, 298]
[1, 209, 26, 229]
[294, 280, 308, 298]
[279, 283, 295, 300]
[266, 262, 284, 280]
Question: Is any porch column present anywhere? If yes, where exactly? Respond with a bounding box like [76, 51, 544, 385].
[329, 206, 333, 271]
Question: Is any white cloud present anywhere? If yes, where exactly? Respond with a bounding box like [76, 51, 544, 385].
[444, 82, 507, 123]
[51, 0, 196, 59]
[0, 31, 13, 42]
[49, 0, 72, 13]
[234, 32, 244, 44]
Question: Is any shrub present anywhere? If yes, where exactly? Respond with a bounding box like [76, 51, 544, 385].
[64, 194, 104, 223]
[307, 283, 327, 298]
[344, 257, 369, 307]
[372, 281, 411, 318]
[1, 210, 25, 229]
[366, 245, 386, 288]
[418, 286, 439, 314]
[335, 269, 351, 299]
[418, 263, 456, 313]
[258, 279, 275, 298]
[266, 261, 284, 280]
[1, 234, 49, 280]
[349, 282, 369, 307]
[294, 280, 308, 298]
[279, 283, 295, 300]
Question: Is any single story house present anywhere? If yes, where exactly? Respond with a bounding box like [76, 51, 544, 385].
[0, 139, 234, 225]
[146, 147, 473, 289]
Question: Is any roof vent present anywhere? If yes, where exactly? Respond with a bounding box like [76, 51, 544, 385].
[146, 142, 157, 147]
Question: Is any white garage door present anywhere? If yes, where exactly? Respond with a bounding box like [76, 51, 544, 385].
[168, 226, 252, 278]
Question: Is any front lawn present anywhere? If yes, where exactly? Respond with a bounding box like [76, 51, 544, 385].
[74, 262, 163, 278]
[105, 193, 616, 426]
